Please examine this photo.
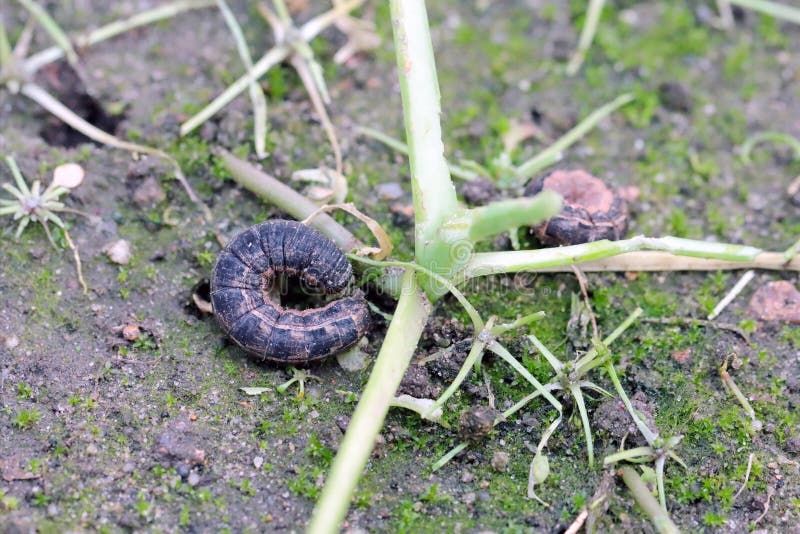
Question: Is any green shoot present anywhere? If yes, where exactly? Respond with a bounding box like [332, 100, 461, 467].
[17, 0, 79, 65]
[565, 0, 606, 75]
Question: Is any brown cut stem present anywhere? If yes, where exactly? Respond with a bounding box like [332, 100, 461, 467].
[215, 149, 358, 251]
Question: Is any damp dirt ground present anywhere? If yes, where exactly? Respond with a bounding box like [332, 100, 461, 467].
[0, 1, 799, 532]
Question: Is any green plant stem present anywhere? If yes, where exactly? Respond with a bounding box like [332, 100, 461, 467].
[619, 466, 680, 534]
[487, 341, 562, 411]
[741, 131, 800, 164]
[20, 81, 211, 220]
[727, 0, 800, 24]
[357, 126, 481, 181]
[308, 269, 429, 534]
[216, 149, 358, 251]
[605, 360, 659, 445]
[467, 192, 562, 242]
[23, 0, 215, 74]
[514, 93, 634, 180]
[391, 0, 458, 280]
[784, 237, 800, 261]
[565, 0, 605, 75]
[463, 236, 799, 279]
[570, 384, 595, 467]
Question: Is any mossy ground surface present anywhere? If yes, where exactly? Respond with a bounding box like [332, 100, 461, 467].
[0, 1, 798, 532]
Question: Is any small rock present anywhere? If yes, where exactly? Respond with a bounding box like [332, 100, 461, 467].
[490, 451, 509, 472]
[103, 239, 132, 265]
[187, 471, 201, 486]
[462, 492, 476, 505]
[3, 334, 19, 349]
[593, 391, 657, 446]
[398, 364, 438, 398]
[122, 325, 141, 342]
[461, 471, 474, 484]
[372, 434, 387, 458]
[335, 415, 350, 433]
[748, 281, 800, 324]
[658, 82, 693, 113]
[52, 163, 85, 189]
[389, 203, 414, 227]
[786, 436, 800, 455]
[671, 348, 692, 364]
[459, 406, 499, 441]
[156, 417, 207, 467]
[375, 182, 404, 201]
[132, 176, 166, 207]
[460, 178, 500, 206]
[253, 456, 264, 469]
[86, 443, 99, 456]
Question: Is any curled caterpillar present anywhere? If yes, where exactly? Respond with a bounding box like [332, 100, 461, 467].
[210, 220, 370, 363]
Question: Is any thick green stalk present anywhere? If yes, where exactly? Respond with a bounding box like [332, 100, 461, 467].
[391, 0, 458, 277]
[619, 467, 680, 534]
[467, 192, 561, 242]
[463, 236, 799, 278]
[307, 270, 429, 533]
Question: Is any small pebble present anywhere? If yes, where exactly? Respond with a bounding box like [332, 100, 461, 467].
[122, 325, 140, 341]
[86, 443, 99, 456]
[187, 472, 201, 486]
[375, 182, 404, 201]
[3, 334, 19, 349]
[132, 176, 166, 207]
[103, 239, 132, 265]
[491, 451, 510, 472]
[52, 163, 85, 189]
[253, 456, 264, 469]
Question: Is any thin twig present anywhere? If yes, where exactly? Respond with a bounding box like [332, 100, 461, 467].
[564, 509, 589, 534]
[63, 229, 88, 294]
[733, 453, 755, 501]
[289, 55, 343, 173]
[708, 270, 755, 320]
[571, 264, 598, 340]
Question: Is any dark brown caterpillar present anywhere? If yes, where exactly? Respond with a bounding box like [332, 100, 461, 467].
[210, 220, 370, 363]
[524, 169, 629, 246]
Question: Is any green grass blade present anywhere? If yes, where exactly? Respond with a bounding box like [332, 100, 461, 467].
[17, 0, 79, 65]
[515, 93, 634, 180]
[215, 0, 268, 158]
[0, 18, 11, 67]
[488, 341, 562, 412]
[566, 0, 606, 75]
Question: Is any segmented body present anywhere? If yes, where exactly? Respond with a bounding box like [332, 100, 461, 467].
[524, 170, 629, 246]
[210, 220, 370, 363]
